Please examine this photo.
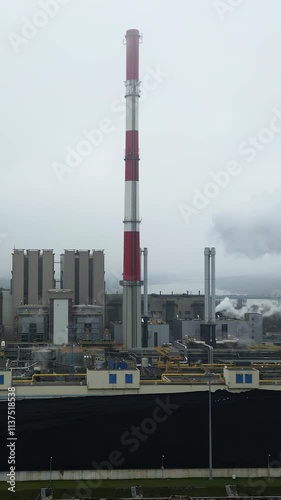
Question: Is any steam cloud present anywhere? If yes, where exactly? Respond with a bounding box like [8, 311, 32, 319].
[213, 194, 281, 257]
[216, 297, 281, 319]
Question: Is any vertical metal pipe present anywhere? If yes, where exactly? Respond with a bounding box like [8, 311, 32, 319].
[142, 247, 148, 347]
[211, 247, 216, 323]
[49, 456, 53, 484]
[204, 248, 210, 323]
[268, 453, 271, 478]
[208, 375, 213, 480]
[143, 248, 148, 317]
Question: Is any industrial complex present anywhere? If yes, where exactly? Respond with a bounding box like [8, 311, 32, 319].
[0, 31, 266, 351]
[1, 29, 281, 486]
[0, 244, 264, 348]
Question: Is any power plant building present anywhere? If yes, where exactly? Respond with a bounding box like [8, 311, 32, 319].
[147, 322, 169, 347]
[5, 247, 265, 347]
[10, 249, 105, 343]
[109, 320, 169, 347]
[0, 289, 13, 338]
[16, 306, 49, 343]
[105, 293, 205, 327]
[60, 250, 105, 307]
[174, 313, 263, 345]
[12, 249, 55, 311]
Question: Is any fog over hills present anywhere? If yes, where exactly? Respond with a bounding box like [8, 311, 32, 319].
[216, 275, 281, 296]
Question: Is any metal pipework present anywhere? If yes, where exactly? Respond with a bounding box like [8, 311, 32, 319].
[210, 247, 216, 323]
[204, 247, 210, 323]
[143, 247, 148, 317]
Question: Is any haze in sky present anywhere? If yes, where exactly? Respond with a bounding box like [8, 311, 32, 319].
[1, 0, 281, 290]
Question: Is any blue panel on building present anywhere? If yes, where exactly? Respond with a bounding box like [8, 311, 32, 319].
[125, 373, 133, 384]
[236, 373, 243, 383]
[109, 374, 117, 384]
[118, 362, 128, 370]
[0, 375, 4, 385]
[108, 359, 116, 370]
[245, 374, 253, 383]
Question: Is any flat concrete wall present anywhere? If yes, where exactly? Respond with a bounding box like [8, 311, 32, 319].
[28, 250, 39, 304]
[61, 250, 75, 291]
[93, 250, 104, 307]
[87, 368, 140, 390]
[53, 298, 69, 345]
[79, 250, 89, 305]
[147, 323, 169, 347]
[42, 250, 54, 305]
[2, 289, 13, 336]
[12, 250, 24, 311]
[1, 467, 280, 482]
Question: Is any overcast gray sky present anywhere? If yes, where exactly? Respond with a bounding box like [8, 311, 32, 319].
[1, 0, 281, 289]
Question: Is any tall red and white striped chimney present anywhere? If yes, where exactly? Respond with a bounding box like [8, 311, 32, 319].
[121, 29, 142, 348]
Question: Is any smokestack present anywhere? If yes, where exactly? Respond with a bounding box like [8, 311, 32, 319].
[204, 247, 210, 323]
[121, 29, 142, 348]
[210, 247, 216, 323]
[203, 247, 216, 347]
[204, 247, 216, 323]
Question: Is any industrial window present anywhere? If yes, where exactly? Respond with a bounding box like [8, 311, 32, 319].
[236, 374, 243, 383]
[109, 374, 117, 384]
[125, 374, 133, 384]
[0, 375, 4, 385]
[245, 374, 252, 384]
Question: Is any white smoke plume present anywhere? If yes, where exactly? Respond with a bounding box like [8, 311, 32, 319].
[213, 193, 281, 258]
[216, 297, 245, 319]
[216, 297, 281, 319]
